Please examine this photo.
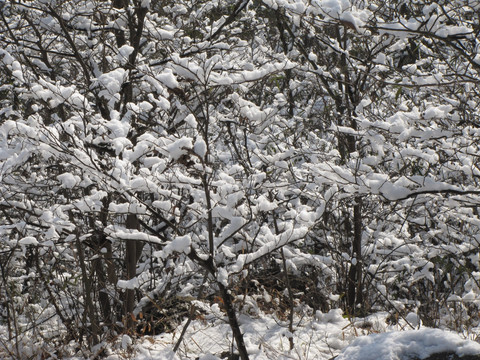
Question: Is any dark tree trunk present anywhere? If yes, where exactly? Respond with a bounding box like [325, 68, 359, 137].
[218, 283, 249, 360]
[125, 214, 140, 331]
[346, 200, 363, 314]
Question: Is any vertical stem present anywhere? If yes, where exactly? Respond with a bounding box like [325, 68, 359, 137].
[334, 21, 363, 315]
[0, 254, 17, 351]
[125, 214, 139, 331]
[271, 191, 294, 349]
[346, 199, 363, 314]
[76, 237, 99, 345]
[173, 270, 209, 353]
[281, 249, 295, 350]
[202, 174, 249, 359]
[94, 255, 111, 326]
[219, 283, 250, 360]
[353, 200, 363, 308]
[203, 174, 215, 259]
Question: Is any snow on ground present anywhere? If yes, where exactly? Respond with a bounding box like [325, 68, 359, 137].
[103, 304, 480, 360]
[336, 328, 480, 360]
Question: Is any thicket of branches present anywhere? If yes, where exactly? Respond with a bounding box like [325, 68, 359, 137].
[1, 0, 480, 358]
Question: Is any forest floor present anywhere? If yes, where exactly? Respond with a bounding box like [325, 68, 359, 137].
[103, 303, 480, 360]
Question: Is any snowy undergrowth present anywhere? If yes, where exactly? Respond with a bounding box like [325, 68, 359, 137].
[103, 305, 480, 360]
[108, 307, 361, 360]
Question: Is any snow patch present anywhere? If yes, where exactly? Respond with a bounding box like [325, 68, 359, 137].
[57, 172, 81, 189]
[167, 137, 193, 160]
[117, 277, 139, 290]
[157, 68, 179, 89]
[19, 236, 39, 246]
[117, 45, 134, 63]
[194, 138, 207, 158]
[336, 328, 480, 360]
[156, 235, 191, 259]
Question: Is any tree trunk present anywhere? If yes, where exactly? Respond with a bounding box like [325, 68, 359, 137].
[346, 200, 363, 314]
[125, 214, 140, 331]
[219, 283, 250, 360]
[76, 237, 100, 345]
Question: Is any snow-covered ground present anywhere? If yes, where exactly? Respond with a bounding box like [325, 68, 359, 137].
[336, 328, 480, 360]
[103, 305, 480, 360]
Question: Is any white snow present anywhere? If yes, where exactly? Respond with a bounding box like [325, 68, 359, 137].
[336, 328, 480, 360]
[117, 277, 139, 290]
[108, 202, 147, 214]
[152, 200, 172, 212]
[215, 217, 246, 246]
[98, 68, 126, 95]
[194, 138, 207, 158]
[256, 195, 278, 211]
[340, 11, 362, 32]
[315, 308, 344, 323]
[44, 226, 59, 241]
[217, 267, 229, 286]
[318, 0, 350, 18]
[155, 235, 191, 259]
[105, 226, 165, 245]
[57, 172, 81, 189]
[122, 334, 133, 349]
[0, 49, 15, 65]
[213, 61, 295, 85]
[166, 137, 193, 160]
[108, 304, 480, 360]
[169, 235, 191, 252]
[184, 114, 197, 128]
[116, 45, 134, 63]
[18, 236, 38, 246]
[405, 312, 421, 328]
[156, 68, 179, 89]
